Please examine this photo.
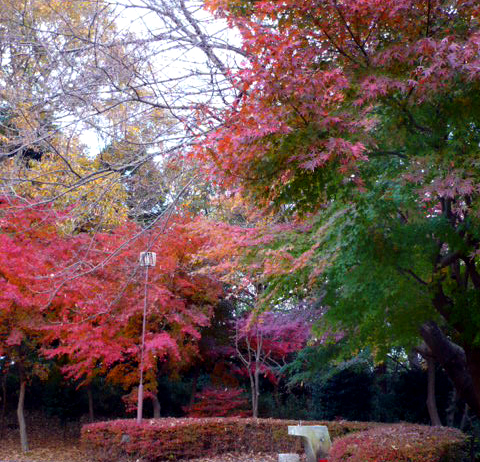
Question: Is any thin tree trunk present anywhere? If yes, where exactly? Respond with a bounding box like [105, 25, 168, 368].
[426, 356, 442, 426]
[273, 382, 281, 410]
[446, 389, 457, 427]
[151, 394, 161, 418]
[0, 372, 7, 438]
[17, 378, 28, 452]
[460, 404, 469, 431]
[249, 370, 256, 418]
[189, 369, 199, 407]
[253, 365, 260, 418]
[87, 385, 94, 422]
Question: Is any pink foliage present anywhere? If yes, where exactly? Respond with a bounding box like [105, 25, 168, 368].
[183, 387, 249, 417]
[43, 217, 221, 388]
[329, 424, 468, 462]
[236, 310, 313, 362]
[0, 196, 221, 391]
[81, 417, 374, 461]
[194, 0, 480, 206]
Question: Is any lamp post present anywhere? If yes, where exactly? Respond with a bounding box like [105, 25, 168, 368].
[137, 251, 156, 424]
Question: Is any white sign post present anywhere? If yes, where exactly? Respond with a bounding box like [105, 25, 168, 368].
[137, 251, 156, 424]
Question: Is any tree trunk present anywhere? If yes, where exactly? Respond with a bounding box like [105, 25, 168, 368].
[17, 378, 28, 453]
[460, 404, 469, 431]
[253, 365, 260, 418]
[426, 356, 442, 426]
[420, 321, 480, 417]
[249, 370, 256, 418]
[189, 369, 199, 407]
[446, 389, 457, 427]
[151, 394, 161, 418]
[464, 345, 480, 414]
[273, 382, 281, 409]
[87, 385, 94, 422]
[0, 372, 6, 438]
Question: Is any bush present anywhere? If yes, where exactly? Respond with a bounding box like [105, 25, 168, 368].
[81, 417, 374, 461]
[329, 423, 469, 462]
[183, 387, 250, 417]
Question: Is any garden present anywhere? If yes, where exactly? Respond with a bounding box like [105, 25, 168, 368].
[1, 0, 480, 460]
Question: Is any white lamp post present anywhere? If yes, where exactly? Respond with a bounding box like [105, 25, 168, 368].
[137, 251, 156, 424]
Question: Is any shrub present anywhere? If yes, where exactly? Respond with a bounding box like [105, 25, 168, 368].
[81, 417, 374, 461]
[329, 423, 469, 462]
[183, 387, 250, 417]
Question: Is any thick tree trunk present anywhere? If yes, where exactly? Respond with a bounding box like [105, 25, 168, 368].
[87, 386, 94, 422]
[426, 356, 442, 426]
[464, 346, 480, 413]
[420, 321, 480, 417]
[17, 378, 28, 453]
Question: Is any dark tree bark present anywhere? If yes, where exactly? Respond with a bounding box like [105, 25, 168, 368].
[460, 404, 469, 431]
[446, 389, 457, 427]
[464, 346, 480, 414]
[417, 343, 442, 426]
[17, 367, 28, 453]
[189, 368, 199, 407]
[0, 371, 6, 438]
[420, 321, 480, 417]
[87, 385, 94, 422]
[426, 356, 442, 426]
[151, 394, 161, 418]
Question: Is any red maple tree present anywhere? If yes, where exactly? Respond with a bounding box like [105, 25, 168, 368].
[43, 216, 222, 404]
[234, 309, 313, 417]
[0, 196, 222, 444]
[0, 197, 82, 451]
[193, 0, 480, 418]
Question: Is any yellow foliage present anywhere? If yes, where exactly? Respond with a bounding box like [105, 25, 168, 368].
[4, 134, 129, 232]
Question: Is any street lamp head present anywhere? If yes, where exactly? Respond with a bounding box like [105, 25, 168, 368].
[139, 251, 157, 267]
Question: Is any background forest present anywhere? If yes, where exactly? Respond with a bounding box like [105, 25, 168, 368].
[0, 0, 480, 459]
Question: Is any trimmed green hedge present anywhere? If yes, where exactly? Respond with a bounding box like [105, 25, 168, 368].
[329, 423, 469, 462]
[81, 418, 373, 461]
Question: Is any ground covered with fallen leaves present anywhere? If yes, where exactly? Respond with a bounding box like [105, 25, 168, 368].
[0, 413, 294, 462]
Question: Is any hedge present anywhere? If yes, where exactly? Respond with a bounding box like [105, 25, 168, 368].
[329, 423, 469, 462]
[81, 417, 374, 461]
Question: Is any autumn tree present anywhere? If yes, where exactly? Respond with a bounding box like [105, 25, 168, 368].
[199, 0, 480, 417]
[0, 0, 243, 223]
[43, 215, 221, 414]
[233, 309, 314, 417]
[0, 197, 81, 451]
[183, 386, 249, 417]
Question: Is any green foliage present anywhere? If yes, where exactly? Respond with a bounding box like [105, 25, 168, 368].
[259, 393, 312, 420]
[35, 368, 85, 424]
[283, 348, 456, 424]
[156, 375, 194, 417]
[310, 359, 374, 422]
